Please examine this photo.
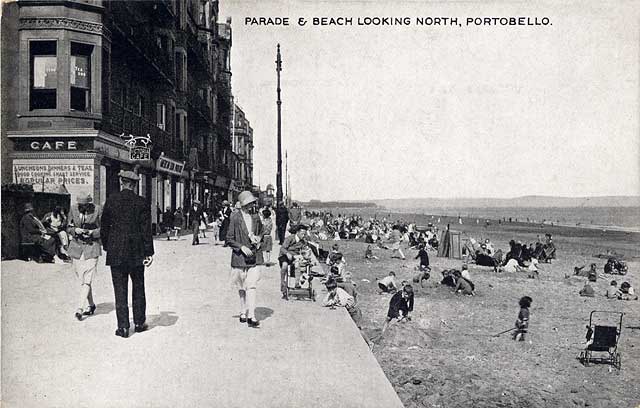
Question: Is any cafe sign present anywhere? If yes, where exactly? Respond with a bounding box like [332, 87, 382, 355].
[14, 138, 93, 151]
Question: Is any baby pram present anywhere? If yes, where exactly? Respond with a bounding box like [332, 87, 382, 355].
[283, 250, 319, 302]
[579, 311, 624, 370]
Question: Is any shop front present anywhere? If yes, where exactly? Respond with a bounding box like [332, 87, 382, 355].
[153, 153, 185, 232]
[9, 129, 149, 206]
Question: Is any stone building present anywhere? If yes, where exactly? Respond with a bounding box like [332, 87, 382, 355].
[0, 0, 249, 231]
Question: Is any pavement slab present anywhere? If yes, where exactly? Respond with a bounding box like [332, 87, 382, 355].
[1, 235, 403, 408]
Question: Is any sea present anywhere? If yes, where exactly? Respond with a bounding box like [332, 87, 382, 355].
[392, 206, 640, 231]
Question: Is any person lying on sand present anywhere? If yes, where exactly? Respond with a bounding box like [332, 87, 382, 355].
[513, 296, 532, 342]
[574, 263, 598, 281]
[382, 284, 414, 333]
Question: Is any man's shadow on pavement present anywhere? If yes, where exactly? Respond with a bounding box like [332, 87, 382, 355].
[147, 311, 179, 329]
[92, 302, 116, 316]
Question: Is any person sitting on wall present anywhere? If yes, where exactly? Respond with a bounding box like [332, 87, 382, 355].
[20, 203, 58, 263]
[41, 205, 71, 261]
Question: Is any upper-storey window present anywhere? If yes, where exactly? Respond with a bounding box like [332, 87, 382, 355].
[70, 42, 93, 111]
[30, 41, 57, 110]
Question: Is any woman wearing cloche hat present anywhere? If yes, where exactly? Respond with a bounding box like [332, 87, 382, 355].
[225, 191, 264, 328]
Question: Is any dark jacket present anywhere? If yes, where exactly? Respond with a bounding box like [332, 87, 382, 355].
[20, 213, 46, 243]
[225, 210, 264, 268]
[101, 189, 154, 266]
[189, 205, 204, 228]
[275, 206, 289, 228]
[387, 291, 414, 319]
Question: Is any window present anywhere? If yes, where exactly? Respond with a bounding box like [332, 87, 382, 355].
[182, 115, 187, 141]
[30, 41, 57, 110]
[102, 47, 110, 113]
[175, 52, 183, 90]
[70, 42, 93, 111]
[175, 112, 180, 140]
[157, 103, 166, 130]
[136, 94, 144, 116]
[120, 81, 128, 107]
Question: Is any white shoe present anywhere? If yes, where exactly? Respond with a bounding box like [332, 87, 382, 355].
[54, 256, 65, 265]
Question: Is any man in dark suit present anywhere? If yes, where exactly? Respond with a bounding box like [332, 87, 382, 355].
[189, 200, 204, 245]
[20, 202, 58, 263]
[218, 200, 233, 242]
[101, 170, 154, 338]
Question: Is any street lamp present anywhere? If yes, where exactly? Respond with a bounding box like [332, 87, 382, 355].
[275, 44, 283, 209]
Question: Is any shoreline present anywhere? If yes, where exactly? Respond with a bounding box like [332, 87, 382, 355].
[306, 206, 640, 234]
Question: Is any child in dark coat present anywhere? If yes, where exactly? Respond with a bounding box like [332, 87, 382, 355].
[513, 296, 532, 341]
[415, 244, 430, 270]
[382, 285, 414, 333]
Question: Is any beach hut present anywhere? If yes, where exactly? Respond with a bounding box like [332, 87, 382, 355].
[437, 225, 462, 259]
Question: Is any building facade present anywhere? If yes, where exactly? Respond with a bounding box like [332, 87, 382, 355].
[231, 103, 253, 197]
[1, 0, 250, 231]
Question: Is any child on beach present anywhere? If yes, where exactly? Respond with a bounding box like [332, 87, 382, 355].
[415, 243, 430, 270]
[365, 245, 379, 260]
[605, 281, 620, 299]
[513, 296, 532, 341]
[618, 281, 638, 300]
[323, 277, 372, 349]
[579, 282, 595, 297]
[389, 225, 406, 260]
[453, 270, 474, 296]
[376, 271, 398, 294]
[382, 284, 414, 333]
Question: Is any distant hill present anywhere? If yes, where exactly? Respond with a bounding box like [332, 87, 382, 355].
[372, 196, 640, 209]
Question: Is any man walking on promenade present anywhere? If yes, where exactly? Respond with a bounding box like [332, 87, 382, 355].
[67, 193, 102, 321]
[218, 200, 233, 242]
[275, 202, 289, 245]
[101, 170, 154, 338]
[225, 191, 264, 328]
[190, 199, 204, 245]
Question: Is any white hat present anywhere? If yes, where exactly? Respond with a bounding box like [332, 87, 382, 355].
[238, 190, 257, 207]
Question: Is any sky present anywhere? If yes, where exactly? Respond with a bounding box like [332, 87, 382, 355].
[220, 0, 640, 201]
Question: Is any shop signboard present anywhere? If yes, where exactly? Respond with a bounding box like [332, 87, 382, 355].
[156, 155, 185, 176]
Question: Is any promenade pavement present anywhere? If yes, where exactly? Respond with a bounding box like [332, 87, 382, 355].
[1, 233, 404, 408]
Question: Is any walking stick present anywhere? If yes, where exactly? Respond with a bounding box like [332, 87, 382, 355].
[492, 327, 516, 337]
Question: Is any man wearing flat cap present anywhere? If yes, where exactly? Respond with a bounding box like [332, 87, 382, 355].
[189, 199, 204, 245]
[225, 190, 264, 327]
[101, 170, 154, 338]
[67, 192, 102, 321]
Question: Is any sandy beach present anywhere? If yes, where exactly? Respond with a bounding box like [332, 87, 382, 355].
[313, 209, 640, 408]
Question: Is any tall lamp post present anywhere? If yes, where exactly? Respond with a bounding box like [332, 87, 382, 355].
[275, 44, 284, 209]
